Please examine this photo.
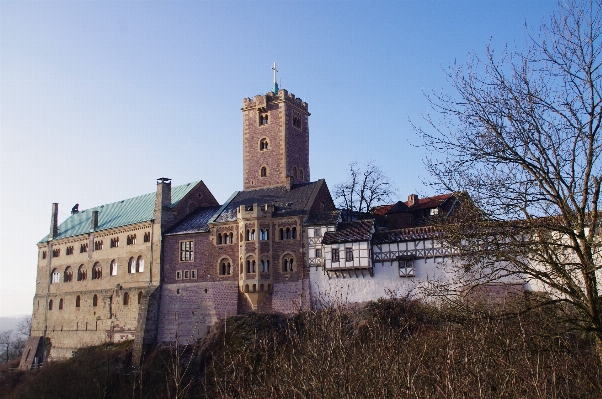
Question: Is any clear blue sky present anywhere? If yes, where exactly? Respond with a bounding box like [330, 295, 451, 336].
[0, 0, 557, 317]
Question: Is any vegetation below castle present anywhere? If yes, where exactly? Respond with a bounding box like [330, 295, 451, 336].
[1, 298, 601, 398]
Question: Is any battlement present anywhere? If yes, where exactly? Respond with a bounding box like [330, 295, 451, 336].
[242, 89, 309, 113]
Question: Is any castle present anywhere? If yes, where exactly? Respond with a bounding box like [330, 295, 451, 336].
[19, 80, 491, 369]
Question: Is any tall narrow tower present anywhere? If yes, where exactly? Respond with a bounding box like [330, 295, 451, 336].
[242, 69, 310, 190]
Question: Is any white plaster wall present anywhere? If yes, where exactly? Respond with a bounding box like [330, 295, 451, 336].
[310, 257, 453, 305]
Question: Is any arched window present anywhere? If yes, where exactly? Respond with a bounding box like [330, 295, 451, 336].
[123, 292, 129, 306]
[76, 295, 81, 308]
[293, 167, 297, 178]
[219, 258, 232, 276]
[110, 260, 117, 276]
[138, 291, 143, 304]
[259, 138, 269, 150]
[92, 262, 102, 280]
[292, 227, 297, 239]
[217, 233, 223, 245]
[286, 227, 291, 239]
[48, 299, 53, 310]
[77, 265, 87, 281]
[260, 114, 268, 125]
[260, 259, 270, 273]
[51, 268, 60, 284]
[92, 295, 98, 307]
[300, 169, 304, 180]
[59, 298, 63, 310]
[64, 266, 73, 282]
[261, 166, 267, 177]
[137, 256, 144, 273]
[229, 232, 234, 244]
[279, 228, 284, 240]
[128, 257, 135, 273]
[282, 255, 294, 272]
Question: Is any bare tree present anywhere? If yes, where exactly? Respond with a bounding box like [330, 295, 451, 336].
[417, 0, 602, 360]
[334, 161, 396, 221]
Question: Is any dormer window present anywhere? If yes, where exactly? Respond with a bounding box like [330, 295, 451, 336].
[259, 138, 269, 151]
[259, 113, 268, 125]
[430, 208, 439, 216]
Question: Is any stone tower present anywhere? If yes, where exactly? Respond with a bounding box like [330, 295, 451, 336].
[242, 87, 310, 190]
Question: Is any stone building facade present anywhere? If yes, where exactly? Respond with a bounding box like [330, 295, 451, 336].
[21, 83, 521, 368]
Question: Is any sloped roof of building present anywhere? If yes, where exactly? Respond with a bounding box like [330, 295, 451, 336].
[371, 226, 440, 244]
[386, 201, 412, 214]
[305, 210, 341, 226]
[407, 193, 454, 210]
[39, 181, 200, 243]
[164, 205, 222, 235]
[211, 180, 327, 223]
[322, 219, 374, 244]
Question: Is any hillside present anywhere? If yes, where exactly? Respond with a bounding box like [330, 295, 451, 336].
[1, 299, 601, 398]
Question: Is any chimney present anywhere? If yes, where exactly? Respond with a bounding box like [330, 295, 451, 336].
[286, 175, 293, 191]
[49, 203, 59, 240]
[90, 210, 99, 231]
[408, 194, 419, 207]
[155, 178, 172, 211]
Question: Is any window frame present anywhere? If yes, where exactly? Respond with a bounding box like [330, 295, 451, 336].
[179, 240, 194, 262]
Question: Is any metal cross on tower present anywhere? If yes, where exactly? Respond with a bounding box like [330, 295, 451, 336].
[272, 62, 279, 94]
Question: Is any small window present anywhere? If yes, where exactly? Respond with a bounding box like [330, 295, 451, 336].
[77, 265, 87, 281]
[314, 228, 322, 237]
[110, 237, 119, 248]
[127, 235, 137, 245]
[286, 227, 291, 240]
[64, 266, 73, 282]
[228, 232, 234, 244]
[260, 229, 270, 240]
[52, 248, 60, 258]
[94, 240, 103, 251]
[42, 251, 47, 259]
[191, 270, 197, 279]
[332, 249, 340, 262]
[259, 138, 269, 150]
[59, 298, 64, 310]
[92, 295, 98, 307]
[110, 260, 117, 276]
[279, 228, 284, 240]
[292, 227, 297, 239]
[399, 259, 415, 277]
[217, 233, 223, 245]
[48, 299, 53, 310]
[180, 241, 193, 261]
[66, 246, 74, 255]
[293, 114, 301, 128]
[128, 257, 136, 273]
[80, 243, 88, 253]
[76, 295, 81, 308]
[282, 256, 294, 272]
[92, 263, 102, 280]
[430, 208, 439, 216]
[315, 248, 322, 258]
[345, 248, 354, 262]
[138, 291, 143, 304]
[183, 270, 190, 279]
[176, 271, 182, 280]
[260, 259, 270, 273]
[51, 268, 60, 283]
[136, 256, 144, 273]
[143, 232, 151, 242]
[219, 259, 232, 276]
[259, 113, 268, 125]
[123, 292, 129, 306]
[261, 166, 267, 177]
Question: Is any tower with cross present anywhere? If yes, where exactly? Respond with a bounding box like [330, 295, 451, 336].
[241, 64, 311, 190]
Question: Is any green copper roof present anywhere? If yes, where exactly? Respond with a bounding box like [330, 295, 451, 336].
[39, 181, 200, 243]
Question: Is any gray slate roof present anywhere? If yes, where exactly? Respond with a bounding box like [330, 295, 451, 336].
[165, 205, 222, 235]
[371, 226, 439, 244]
[212, 181, 326, 223]
[322, 220, 374, 244]
[39, 181, 200, 243]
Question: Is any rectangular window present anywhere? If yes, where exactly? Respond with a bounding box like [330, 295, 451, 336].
[42, 251, 47, 259]
[52, 248, 60, 258]
[345, 248, 354, 262]
[399, 259, 415, 277]
[315, 248, 322, 258]
[144, 232, 151, 242]
[180, 241, 194, 261]
[430, 208, 439, 216]
[176, 271, 182, 280]
[80, 243, 88, 253]
[184, 270, 190, 279]
[66, 246, 74, 255]
[191, 270, 197, 279]
[110, 237, 119, 248]
[94, 240, 103, 250]
[332, 249, 339, 262]
[314, 228, 322, 237]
